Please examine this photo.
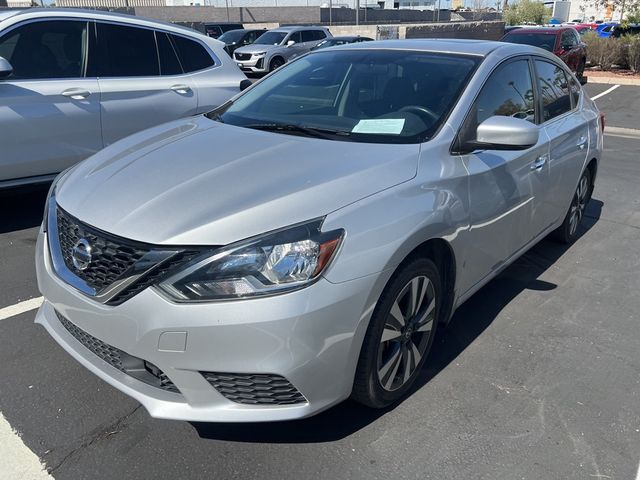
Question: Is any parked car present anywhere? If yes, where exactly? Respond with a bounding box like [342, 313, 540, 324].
[611, 23, 640, 37]
[501, 27, 587, 78]
[203, 22, 243, 39]
[311, 35, 374, 50]
[574, 23, 597, 35]
[233, 26, 331, 74]
[0, 9, 246, 188]
[596, 22, 618, 37]
[36, 39, 603, 422]
[218, 28, 266, 56]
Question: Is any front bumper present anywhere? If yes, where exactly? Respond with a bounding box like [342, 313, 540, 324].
[35, 231, 383, 422]
[233, 54, 268, 73]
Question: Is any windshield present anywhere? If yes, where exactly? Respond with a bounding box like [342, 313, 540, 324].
[254, 31, 287, 45]
[218, 30, 245, 43]
[503, 32, 556, 51]
[215, 50, 479, 144]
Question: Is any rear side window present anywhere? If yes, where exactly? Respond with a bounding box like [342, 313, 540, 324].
[97, 23, 158, 77]
[301, 30, 326, 42]
[534, 60, 572, 121]
[170, 34, 214, 72]
[156, 32, 182, 75]
[0, 20, 88, 79]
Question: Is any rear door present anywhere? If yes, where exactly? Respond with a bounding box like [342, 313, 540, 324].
[456, 57, 549, 293]
[96, 22, 198, 146]
[534, 58, 589, 226]
[0, 18, 102, 182]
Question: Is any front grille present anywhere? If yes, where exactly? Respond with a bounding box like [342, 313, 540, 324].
[56, 310, 180, 394]
[56, 208, 150, 292]
[235, 52, 252, 61]
[202, 372, 306, 405]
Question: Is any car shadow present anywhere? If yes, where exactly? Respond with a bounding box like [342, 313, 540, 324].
[191, 198, 603, 443]
[0, 183, 51, 234]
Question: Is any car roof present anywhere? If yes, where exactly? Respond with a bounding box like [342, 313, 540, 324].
[1, 8, 203, 36]
[0, 10, 22, 21]
[272, 25, 329, 32]
[504, 27, 565, 34]
[328, 35, 367, 40]
[325, 38, 522, 57]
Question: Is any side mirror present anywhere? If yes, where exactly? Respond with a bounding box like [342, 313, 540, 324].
[286, 40, 296, 47]
[240, 79, 252, 91]
[579, 75, 588, 85]
[0, 56, 13, 80]
[462, 116, 539, 152]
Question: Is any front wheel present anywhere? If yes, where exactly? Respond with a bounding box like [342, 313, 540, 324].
[551, 169, 591, 244]
[269, 57, 285, 72]
[352, 258, 441, 408]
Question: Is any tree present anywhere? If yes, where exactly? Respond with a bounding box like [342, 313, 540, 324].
[591, 0, 640, 21]
[504, 0, 552, 25]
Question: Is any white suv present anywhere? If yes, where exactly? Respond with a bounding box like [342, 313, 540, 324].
[233, 26, 331, 74]
[0, 9, 246, 188]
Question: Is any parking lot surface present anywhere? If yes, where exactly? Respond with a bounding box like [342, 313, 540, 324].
[0, 83, 639, 480]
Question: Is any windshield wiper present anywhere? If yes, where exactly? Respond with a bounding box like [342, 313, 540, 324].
[243, 123, 352, 140]
[205, 99, 234, 123]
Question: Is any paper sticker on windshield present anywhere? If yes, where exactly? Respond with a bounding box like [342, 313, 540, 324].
[352, 119, 405, 135]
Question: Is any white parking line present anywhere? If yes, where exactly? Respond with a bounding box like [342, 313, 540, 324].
[592, 84, 620, 101]
[0, 412, 51, 480]
[0, 297, 43, 322]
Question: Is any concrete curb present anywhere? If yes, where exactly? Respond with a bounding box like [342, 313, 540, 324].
[587, 75, 640, 86]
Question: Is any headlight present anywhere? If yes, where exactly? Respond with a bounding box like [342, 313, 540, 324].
[157, 220, 344, 302]
[253, 51, 267, 56]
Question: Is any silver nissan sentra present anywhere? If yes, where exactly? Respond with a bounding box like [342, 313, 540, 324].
[35, 39, 603, 422]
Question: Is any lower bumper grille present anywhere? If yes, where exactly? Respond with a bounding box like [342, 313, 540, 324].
[56, 310, 180, 394]
[201, 372, 306, 405]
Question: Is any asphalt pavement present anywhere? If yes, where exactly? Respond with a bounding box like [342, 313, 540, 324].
[0, 83, 639, 480]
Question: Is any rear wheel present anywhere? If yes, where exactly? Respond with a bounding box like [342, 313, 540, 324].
[576, 58, 586, 79]
[352, 258, 441, 408]
[551, 168, 591, 244]
[269, 57, 285, 72]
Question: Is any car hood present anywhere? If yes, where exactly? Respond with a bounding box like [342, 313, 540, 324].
[56, 116, 420, 246]
[234, 43, 282, 54]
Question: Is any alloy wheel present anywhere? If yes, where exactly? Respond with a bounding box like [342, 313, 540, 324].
[569, 174, 590, 236]
[377, 275, 436, 392]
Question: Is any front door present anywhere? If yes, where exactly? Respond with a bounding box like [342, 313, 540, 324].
[456, 58, 549, 294]
[0, 19, 102, 182]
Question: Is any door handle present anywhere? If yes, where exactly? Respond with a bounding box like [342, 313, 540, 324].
[61, 88, 91, 100]
[531, 154, 548, 170]
[171, 84, 192, 95]
[576, 136, 587, 150]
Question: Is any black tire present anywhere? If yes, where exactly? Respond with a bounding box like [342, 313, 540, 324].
[551, 168, 592, 244]
[269, 57, 285, 72]
[576, 58, 586, 79]
[352, 257, 442, 408]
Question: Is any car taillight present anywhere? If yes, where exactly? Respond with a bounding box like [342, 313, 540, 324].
[599, 112, 606, 131]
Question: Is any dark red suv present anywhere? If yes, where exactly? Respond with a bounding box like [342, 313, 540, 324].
[501, 27, 587, 79]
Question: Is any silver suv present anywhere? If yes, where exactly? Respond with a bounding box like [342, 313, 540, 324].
[0, 9, 246, 188]
[233, 26, 331, 73]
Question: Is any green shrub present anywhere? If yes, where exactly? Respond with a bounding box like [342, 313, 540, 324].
[623, 34, 640, 72]
[503, 0, 551, 25]
[582, 32, 626, 71]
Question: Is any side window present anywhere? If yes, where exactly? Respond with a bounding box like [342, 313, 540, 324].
[568, 75, 581, 108]
[170, 34, 214, 73]
[301, 30, 316, 43]
[0, 20, 87, 79]
[534, 60, 572, 121]
[156, 31, 182, 76]
[288, 31, 303, 44]
[97, 23, 158, 77]
[245, 31, 259, 44]
[561, 30, 575, 48]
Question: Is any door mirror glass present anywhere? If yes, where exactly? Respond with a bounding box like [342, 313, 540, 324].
[0, 56, 13, 79]
[287, 40, 296, 47]
[465, 115, 539, 151]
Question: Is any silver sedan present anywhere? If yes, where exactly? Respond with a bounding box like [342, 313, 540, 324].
[35, 39, 603, 422]
[0, 9, 246, 188]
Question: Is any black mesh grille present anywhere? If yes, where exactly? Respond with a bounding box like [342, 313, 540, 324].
[56, 208, 149, 292]
[234, 52, 252, 61]
[202, 372, 306, 405]
[56, 311, 180, 394]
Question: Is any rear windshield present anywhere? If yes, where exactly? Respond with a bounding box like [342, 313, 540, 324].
[218, 30, 246, 43]
[503, 32, 557, 51]
[254, 31, 287, 45]
[215, 50, 480, 144]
